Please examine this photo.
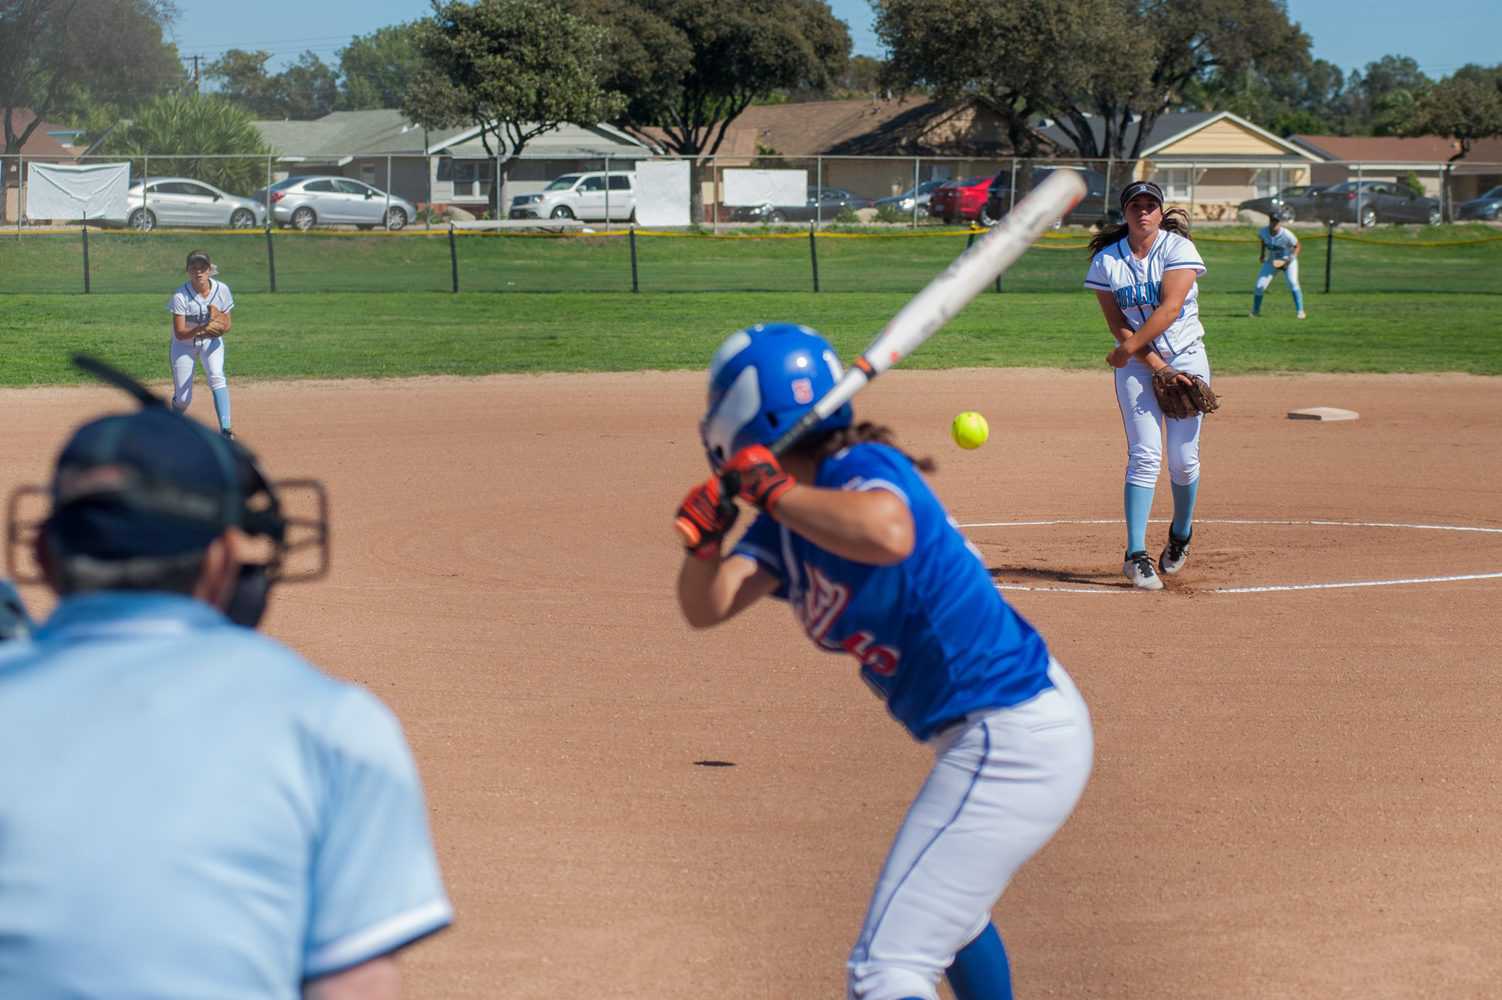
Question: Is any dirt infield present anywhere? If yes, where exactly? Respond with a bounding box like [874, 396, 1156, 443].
[4, 369, 1500, 999]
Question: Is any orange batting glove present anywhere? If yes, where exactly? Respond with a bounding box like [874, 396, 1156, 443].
[723, 445, 796, 513]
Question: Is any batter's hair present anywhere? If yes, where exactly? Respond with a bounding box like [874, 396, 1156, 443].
[1087, 208, 1194, 257]
[789, 421, 937, 473]
[46, 544, 208, 597]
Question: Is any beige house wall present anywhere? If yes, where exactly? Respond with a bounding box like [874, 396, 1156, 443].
[1155, 119, 1290, 157]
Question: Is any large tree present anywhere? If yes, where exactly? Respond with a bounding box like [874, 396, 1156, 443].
[1402, 64, 1502, 219]
[875, 0, 1109, 157]
[95, 92, 272, 194]
[337, 23, 425, 110]
[0, 0, 182, 155]
[403, 0, 623, 217]
[877, 0, 1309, 160]
[578, 0, 850, 221]
[1186, 57, 1347, 136]
[205, 49, 339, 120]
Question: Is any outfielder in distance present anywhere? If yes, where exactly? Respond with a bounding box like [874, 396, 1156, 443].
[169, 249, 237, 438]
[1251, 211, 1306, 318]
[1096, 181, 1218, 590]
[675, 323, 1093, 1000]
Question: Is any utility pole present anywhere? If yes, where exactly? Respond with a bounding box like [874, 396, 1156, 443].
[191, 55, 201, 94]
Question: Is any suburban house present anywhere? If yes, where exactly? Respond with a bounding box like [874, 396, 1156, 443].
[678, 100, 1323, 221]
[658, 96, 1029, 213]
[1288, 134, 1502, 206]
[252, 109, 653, 216]
[1, 109, 86, 222]
[1039, 110, 1321, 220]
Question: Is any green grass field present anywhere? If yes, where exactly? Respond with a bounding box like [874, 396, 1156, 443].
[1, 223, 1498, 384]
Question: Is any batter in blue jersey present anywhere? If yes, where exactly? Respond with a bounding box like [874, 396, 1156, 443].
[675, 324, 1093, 1000]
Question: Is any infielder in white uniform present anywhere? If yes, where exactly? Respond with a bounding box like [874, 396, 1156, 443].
[1089, 181, 1213, 591]
[168, 249, 235, 439]
[1252, 213, 1306, 318]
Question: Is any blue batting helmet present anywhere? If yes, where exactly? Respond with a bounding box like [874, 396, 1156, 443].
[699, 323, 853, 471]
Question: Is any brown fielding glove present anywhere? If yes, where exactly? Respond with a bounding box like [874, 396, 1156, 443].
[1271, 257, 1288, 270]
[204, 305, 229, 335]
[1151, 365, 1220, 420]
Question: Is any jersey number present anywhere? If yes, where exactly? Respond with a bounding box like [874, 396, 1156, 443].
[841, 631, 900, 677]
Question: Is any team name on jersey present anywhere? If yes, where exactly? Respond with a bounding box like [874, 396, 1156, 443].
[796, 564, 850, 646]
[1114, 281, 1161, 311]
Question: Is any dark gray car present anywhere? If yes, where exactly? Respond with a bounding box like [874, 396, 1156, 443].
[1456, 186, 1502, 221]
[1237, 185, 1325, 223]
[730, 187, 875, 223]
[1314, 180, 1441, 226]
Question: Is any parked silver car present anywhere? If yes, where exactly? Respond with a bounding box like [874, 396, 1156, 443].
[258, 175, 415, 230]
[122, 177, 266, 231]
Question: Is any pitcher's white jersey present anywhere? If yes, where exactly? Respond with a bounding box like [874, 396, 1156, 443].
[1084, 230, 1208, 357]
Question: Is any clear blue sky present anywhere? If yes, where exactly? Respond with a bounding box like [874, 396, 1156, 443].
[168, 0, 1498, 80]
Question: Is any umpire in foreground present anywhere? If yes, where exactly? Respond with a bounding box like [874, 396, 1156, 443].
[0, 360, 451, 998]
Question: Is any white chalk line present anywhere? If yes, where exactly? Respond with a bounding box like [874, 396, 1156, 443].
[963, 517, 1502, 594]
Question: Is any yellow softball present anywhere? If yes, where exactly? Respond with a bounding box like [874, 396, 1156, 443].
[951, 411, 989, 449]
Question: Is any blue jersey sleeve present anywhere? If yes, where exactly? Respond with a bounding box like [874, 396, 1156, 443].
[733, 512, 788, 597]
[303, 687, 451, 978]
[817, 443, 917, 506]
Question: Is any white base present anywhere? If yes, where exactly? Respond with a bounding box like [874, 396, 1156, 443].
[1287, 406, 1359, 421]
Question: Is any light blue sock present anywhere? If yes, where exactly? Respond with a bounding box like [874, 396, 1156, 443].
[1292, 286, 1305, 312]
[947, 923, 1012, 1000]
[1125, 483, 1154, 554]
[1252, 291, 1263, 314]
[1171, 479, 1199, 539]
[211, 387, 232, 431]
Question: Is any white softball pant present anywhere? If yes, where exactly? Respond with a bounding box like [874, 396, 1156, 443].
[1255, 257, 1301, 292]
[169, 335, 227, 412]
[846, 660, 1093, 1000]
[1115, 343, 1211, 488]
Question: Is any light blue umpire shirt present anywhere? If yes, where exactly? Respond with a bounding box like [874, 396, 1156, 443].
[0, 591, 452, 998]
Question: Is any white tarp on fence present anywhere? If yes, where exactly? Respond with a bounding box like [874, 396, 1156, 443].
[723, 169, 807, 207]
[634, 160, 690, 226]
[26, 162, 131, 222]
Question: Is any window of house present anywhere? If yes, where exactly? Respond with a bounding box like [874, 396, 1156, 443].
[1251, 168, 1278, 198]
[1156, 168, 1192, 200]
[438, 158, 495, 197]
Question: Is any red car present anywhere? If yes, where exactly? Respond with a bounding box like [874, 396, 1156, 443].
[927, 175, 992, 223]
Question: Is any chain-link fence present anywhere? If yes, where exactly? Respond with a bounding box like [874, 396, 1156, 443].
[1, 151, 1498, 296]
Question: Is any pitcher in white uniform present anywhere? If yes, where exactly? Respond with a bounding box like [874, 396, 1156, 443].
[1088, 180, 1213, 591]
[1251, 213, 1306, 319]
[168, 249, 235, 439]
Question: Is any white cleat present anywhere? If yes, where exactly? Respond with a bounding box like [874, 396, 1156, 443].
[1296, 310, 1307, 319]
[1123, 550, 1164, 591]
[1159, 531, 1191, 575]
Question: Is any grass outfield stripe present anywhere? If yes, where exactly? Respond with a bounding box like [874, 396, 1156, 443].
[0, 288, 1498, 385]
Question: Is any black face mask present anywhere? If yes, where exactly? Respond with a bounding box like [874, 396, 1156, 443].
[224, 563, 272, 628]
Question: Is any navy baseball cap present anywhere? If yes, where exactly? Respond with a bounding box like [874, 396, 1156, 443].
[1120, 181, 1165, 209]
[48, 408, 243, 559]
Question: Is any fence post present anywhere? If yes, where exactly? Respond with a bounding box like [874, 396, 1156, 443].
[17, 154, 23, 233]
[604, 154, 612, 235]
[385, 154, 392, 227]
[266, 154, 272, 226]
[809, 222, 819, 292]
[81, 220, 91, 293]
[448, 223, 459, 293]
[1009, 160, 1018, 213]
[629, 225, 639, 293]
[1323, 221, 1333, 293]
[912, 156, 920, 228]
[712, 156, 720, 235]
[266, 225, 277, 293]
[143, 154, 150, 225]
[816, 156, 823, 228]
